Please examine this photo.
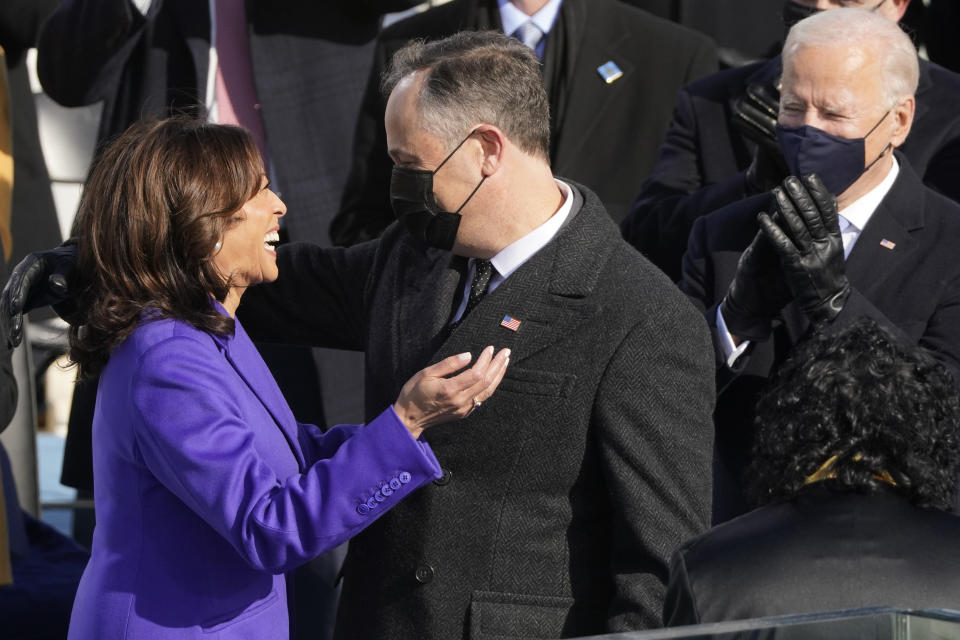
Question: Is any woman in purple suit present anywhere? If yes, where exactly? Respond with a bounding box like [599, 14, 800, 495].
[64, 117, 510, 639]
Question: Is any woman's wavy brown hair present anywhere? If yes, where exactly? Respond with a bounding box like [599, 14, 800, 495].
[68, 117, 264, 376]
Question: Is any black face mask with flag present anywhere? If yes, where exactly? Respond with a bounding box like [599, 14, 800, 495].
[389, 129, 486, 251]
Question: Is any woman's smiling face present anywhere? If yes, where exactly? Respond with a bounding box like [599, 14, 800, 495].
[213, 175, 286, 300]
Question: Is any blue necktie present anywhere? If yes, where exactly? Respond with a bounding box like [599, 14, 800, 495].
[512, 21, 544, 58]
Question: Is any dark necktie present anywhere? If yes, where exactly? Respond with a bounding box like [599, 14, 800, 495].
[450, 259, 494, 330]
[464, 259, 494, 317]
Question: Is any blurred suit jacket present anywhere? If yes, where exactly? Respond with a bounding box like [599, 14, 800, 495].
[681, 154, 960, 522]
[665, 483, 960, 625]
[622, 55, 960, 282]
[330, 0, 717, 245]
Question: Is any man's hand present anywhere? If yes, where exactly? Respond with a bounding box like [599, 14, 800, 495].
[758, 174, 851, 325]
[733, 82, 790, 194]
[393, 346, 510, 439]
[720, 226, 792, 343]
[0, 242, 78, 348]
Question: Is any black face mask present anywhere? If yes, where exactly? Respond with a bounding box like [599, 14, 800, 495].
[390, 129, 487, 251]
[783, 0, 887, 31]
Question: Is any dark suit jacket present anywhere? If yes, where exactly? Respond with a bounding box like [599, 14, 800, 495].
[623, 55, 960, 282]
[329, 0, 717, 245]
[664, 483, 960, 625]
[35, 0, 418, 246]
[681, 155, 960, 523]
[240, 182, 716, 639]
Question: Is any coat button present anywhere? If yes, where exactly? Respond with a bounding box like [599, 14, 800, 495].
[433, 468, 452, 486]
[357, 503, 370, 516]
[399, 471, 412, 484]
[389, 477, 402, 490]
[381, 483, 393, 497]
[414, 564, 435, 584]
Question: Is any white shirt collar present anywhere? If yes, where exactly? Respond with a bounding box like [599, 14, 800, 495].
[488, 179, 574, 283]
[498, 0, 563, 38]
[839, 156, 899, 234]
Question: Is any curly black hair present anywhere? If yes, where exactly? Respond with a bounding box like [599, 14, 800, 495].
[747, 319, 960, 511]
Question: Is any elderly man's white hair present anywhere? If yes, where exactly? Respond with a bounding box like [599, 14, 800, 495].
[784, 7, 919, 107]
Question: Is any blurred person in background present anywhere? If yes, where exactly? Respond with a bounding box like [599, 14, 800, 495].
[328, 0, 718, 246]
[0, 0, 62, 268]
[63, 116, 508, 640]
[664, 320, 960, 624]
[622, 0, 960, 283]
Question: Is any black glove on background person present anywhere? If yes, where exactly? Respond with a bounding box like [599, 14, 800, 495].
[1, 240, 78, 349]
[720, 225, 792, 343]
[758, 174, 851, 326]
[733, 82, 790, 194]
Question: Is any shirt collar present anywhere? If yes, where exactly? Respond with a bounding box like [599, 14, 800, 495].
[498, 0, 564, 38]
[839, 156, 899, 233]
[487, 179, 573, 281]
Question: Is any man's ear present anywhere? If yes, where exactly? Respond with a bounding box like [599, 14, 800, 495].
[473, 125, 505, 177]
[887, 0, 911, 23]
[890, 95, 914, 149]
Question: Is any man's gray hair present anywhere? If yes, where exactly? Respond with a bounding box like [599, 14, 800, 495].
[784, 7, 919, 107]
[382, 30, 551, 159]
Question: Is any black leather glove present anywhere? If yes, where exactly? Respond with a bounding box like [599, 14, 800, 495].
[733, 83, 790, 194]
[758, 174, 851, 325]
[720, 225, 792, 342]
[0, 241, 79, 348]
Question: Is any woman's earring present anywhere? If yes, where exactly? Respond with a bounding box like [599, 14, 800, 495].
[214, 240, 222, 252]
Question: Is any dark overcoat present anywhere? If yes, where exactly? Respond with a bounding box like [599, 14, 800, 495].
[241, 182, 716, 639]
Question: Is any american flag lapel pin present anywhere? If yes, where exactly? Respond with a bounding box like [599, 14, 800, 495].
[880, 238, 897, 250]
[500, 315, 521, 332]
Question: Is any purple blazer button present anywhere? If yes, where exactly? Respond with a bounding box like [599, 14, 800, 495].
[389, 478, 402, 490]
[374, 490, 385, 502]
[357, 503, 370, 516]
[366, 497, 378, 510]
[381, 484, 393, 497]
[398, 471, 412, 484]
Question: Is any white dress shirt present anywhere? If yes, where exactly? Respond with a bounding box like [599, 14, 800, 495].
[718, 158, 900, 366]
[451, 179, 574, 323]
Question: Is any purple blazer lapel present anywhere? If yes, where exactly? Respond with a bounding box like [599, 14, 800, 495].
[213, 318, 307, 471]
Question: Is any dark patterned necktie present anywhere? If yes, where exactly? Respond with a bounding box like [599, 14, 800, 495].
[450, 259, 494, 330]
[464, 259, 494, 318]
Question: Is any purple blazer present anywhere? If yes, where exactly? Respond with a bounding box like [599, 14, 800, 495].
[67, 310, 441, 639]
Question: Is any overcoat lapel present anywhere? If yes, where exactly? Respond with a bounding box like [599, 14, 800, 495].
[551, 2, 633, 166]
[844, 158, 923, 300]
[394, 244, 467, 375]
[430, 186, 606, 368]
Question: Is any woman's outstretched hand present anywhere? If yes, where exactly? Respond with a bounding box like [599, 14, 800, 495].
[393, 346, 510, 439]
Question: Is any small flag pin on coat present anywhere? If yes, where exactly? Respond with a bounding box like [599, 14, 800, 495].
[500, 315, 521, 332]
[880, 239, 896, 250]
[597, 61, 623, 84]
